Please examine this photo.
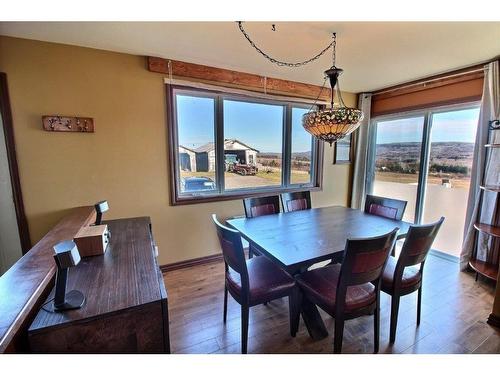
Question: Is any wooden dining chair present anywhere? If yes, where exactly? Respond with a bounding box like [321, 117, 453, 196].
[381, 217, 444, 343]
[212, 214, 298, 354]
[364, 194, 408, 221]
[293, 228, 399, 353]
[280, 191, 312, 213]
[243, 195, 281, 258]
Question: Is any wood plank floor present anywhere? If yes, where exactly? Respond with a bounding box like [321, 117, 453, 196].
[163, 254, 500, 354]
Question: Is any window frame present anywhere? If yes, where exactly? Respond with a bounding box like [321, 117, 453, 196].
[366, 101, 481, 223]
[167, 84, 324, 205]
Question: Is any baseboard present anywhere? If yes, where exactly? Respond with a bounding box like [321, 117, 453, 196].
[160, 253, 223, 273]
[161, 248, 459, 273]
[487, 313, 500, 328]
[429, 249, 459, 263]
[160, 248, 250, 273]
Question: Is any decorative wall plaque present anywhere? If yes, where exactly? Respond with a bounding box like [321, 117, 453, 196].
[42, 116, 94, 132]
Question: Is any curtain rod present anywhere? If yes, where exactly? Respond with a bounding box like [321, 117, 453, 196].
[372, 66, 487, 96]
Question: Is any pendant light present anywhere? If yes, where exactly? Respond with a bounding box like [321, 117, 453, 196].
[302, 33, 364, 145]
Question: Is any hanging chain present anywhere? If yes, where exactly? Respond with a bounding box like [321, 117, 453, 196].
[309, 76, 328, 112]
[331, 32, 336, 67]
[237, 21, 336, 68]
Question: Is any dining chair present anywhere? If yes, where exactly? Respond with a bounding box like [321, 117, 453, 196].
[381, 217, 444, 343]
[364, 194, 408, 221]
[280, 191, 312, 213]
[212, 214, 298, 354]
[243, 195, 281, 258]
[293, 228, 399, 353]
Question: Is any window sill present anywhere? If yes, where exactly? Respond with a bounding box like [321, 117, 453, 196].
[171, 185, 322, 206]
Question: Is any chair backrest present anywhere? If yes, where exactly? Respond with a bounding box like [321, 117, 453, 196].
[212, 214, 249, 290]
[398, 217, 445, 268]
[243, 195, 281, 218]
[338, 228, 399, 288]
[281, 191, 312, 213]
[364, 194, 408, 221]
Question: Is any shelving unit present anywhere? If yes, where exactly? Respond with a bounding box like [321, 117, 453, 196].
[469, 120, 500, 281]
[469, 259, 499, 281]
[474, 222, 500, 238]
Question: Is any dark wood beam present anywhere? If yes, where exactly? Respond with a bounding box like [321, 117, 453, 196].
[148, 56, 331, 101]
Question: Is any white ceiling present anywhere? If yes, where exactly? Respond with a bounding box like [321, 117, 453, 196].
[1, 22, 499, 92]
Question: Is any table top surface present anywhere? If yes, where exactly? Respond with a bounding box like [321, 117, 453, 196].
[227, 205, 411, 271]
[29, 216, 163, 333]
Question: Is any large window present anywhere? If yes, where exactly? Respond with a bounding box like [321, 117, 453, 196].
[368, 104, 480, 257]
[169, 86, 322, 204]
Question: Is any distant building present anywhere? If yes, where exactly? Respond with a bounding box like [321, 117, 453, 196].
[179, 139, 259, 172]
[178, 145, 197, 172]
[194, 142, 216, 172]
[223, 139, 259, 169]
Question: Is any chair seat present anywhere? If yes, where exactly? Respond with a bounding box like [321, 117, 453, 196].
[382, 256, 421, 291]
[227, 255, 295, 305]
[296, 264, 376, 314]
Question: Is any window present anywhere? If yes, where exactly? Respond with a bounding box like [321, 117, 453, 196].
[291, 107, 315, 185]
[371, 115, 425, 222]
[176, 94, 217, 194]
[367, 104, 480, 257]
[168, 86, 323, 204]
[223, 99, 283, 190]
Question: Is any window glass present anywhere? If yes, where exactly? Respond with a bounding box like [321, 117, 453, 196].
[223, 100, 284, 190]
[176, 94, 217, 194]
[422, 108, 480, 255]
[373, 116, 425, 222]
[291, 107, 314, 185]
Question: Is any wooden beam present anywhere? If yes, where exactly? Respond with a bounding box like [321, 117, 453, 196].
[148, 56, 331, 101]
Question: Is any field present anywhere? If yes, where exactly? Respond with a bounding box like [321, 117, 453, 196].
[374, 178, 470, 256]
[180, 168, 310, 190]
[373, 141, 475, 256]
[375, 171, 471, 189]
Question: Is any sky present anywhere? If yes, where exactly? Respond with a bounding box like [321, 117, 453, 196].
[177, 94, 480, 152]
[376, 107, 480, 144]
[176, 95, 312, 153]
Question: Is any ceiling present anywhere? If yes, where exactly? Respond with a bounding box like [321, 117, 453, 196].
[1, 22, 499, 92]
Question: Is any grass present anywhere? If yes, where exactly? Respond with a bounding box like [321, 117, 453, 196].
[180, 170, 310, 184]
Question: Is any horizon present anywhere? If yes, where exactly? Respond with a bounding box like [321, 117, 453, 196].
[376, 107, 480, 144]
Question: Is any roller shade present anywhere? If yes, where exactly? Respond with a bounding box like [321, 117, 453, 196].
[371, 67, 485, 117]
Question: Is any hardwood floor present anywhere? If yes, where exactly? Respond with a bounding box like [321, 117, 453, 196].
[163, 254, 500, 354]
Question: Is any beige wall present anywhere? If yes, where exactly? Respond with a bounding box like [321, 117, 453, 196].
[0, 36, 356, 266]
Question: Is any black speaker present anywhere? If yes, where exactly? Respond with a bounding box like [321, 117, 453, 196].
[52, 240, 85, 311]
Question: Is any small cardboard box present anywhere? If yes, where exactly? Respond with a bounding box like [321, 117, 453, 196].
[74, 224, 109, 257]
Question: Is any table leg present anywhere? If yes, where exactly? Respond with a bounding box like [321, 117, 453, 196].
[293, 266, 328, 340]
[300, 296, 329, 340]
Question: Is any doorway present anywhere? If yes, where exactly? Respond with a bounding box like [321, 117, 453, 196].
[0, 72, 30, 275]
[368, 104, 480, 257]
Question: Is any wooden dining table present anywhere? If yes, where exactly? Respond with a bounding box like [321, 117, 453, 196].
[227, 205, 411, 340]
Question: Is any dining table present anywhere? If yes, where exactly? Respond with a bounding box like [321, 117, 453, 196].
[226, 205, 412, 340]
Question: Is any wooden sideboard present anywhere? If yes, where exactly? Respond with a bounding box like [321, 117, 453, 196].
[27, 216, 170, 353]
[0, 206, 96, 352]
[0, 207, 170, 353]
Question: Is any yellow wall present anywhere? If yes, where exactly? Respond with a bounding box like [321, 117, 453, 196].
[0, 36, 355, 265]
